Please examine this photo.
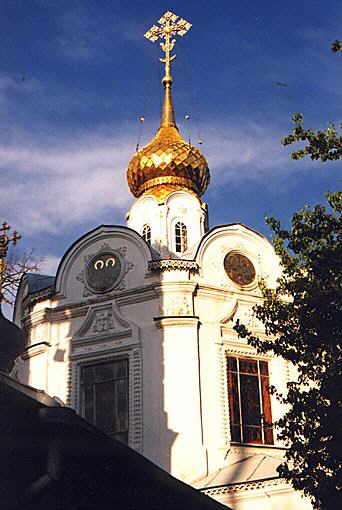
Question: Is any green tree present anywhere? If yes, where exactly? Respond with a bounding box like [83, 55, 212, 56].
[235, 193, 342, 509]
[331, 40, 342, 52]
[234, 44, 342, 509]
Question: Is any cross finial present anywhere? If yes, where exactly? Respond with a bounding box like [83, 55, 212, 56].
[0, 222, 21, 259]
[144, 11, 192, 86]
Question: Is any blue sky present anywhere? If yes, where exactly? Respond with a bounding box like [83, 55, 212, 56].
[1, 0, 341, 297]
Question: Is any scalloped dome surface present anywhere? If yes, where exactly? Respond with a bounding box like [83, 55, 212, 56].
[127, 126, 210, 198]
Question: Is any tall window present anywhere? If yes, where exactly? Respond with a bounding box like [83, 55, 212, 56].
[175, 222, 187, 253]
[142, 224, 151, 245]
[227, 356, 273, 445]
[80, 359, 129, 444]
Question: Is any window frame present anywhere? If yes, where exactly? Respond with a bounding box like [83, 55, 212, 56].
[142, 224, 151, 245]
[70, 346, 143, 453]
[227, 355, 274, 445]
[174, 221, 188, 253]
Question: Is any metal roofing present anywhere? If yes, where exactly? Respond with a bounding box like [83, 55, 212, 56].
[25, 273, 55, 294]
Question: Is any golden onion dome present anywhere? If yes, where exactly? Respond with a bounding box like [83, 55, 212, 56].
[127, 73, 210, 200]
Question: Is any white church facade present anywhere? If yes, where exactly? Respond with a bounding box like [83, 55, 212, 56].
[13, 11, 312, 510]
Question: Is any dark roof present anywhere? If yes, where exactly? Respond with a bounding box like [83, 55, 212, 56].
[0, 306, 27, 372]
[0, 373, 230, 510]
[25, 273, 55, 294]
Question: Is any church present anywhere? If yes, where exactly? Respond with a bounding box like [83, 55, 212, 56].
[13, 11, 312, 510]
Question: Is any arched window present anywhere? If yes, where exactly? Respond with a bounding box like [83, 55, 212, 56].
[142, 224, 151, 245]
[175, 222, 187, 253]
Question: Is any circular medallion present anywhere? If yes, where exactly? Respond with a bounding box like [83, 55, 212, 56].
[224, 252, 255, 286]
[86, 252, 122, 293]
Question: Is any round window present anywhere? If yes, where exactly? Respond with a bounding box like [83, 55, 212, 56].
[224, 252, 255, 286]
[86, 252, 122, 293]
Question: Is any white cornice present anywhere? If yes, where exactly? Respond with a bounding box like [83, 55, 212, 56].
[195, 284, 261, 301]
[200, 477, 286, 496]
[21, 341, 50, 359]
[154, 316, 200, 328]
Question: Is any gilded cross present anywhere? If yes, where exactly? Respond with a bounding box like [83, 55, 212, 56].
[144, 11, 192, 84]
[0, 222, 21, 298]
[0, 222, 21, 259]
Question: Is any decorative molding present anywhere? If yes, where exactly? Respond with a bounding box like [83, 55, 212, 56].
[219, 300, 238, 325]
[73, 302, 139, 345]
[77, 243, 134, 297]
[200, 476, 286, 496]
[23, 286, 54, 312]
[71, 347, 143, 453]
[22, 304, 89, 329]
[154, 316, 200, 328]
[223, 341, 271, 360]
[65, 358, 73, 407]
[21, 341, 50, 360]
[196, 284, 260, 302]
[148, 259, 199, 273]
[217, 343, 230, 447]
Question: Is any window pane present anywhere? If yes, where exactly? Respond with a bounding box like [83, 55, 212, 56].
[175, 222, 187, 253]
[243, 425, 262, 443]
[259, 361, 269, 375]
[142, 225, 151, 244]
[227, 356, 273, 445]
[239, 359, 258, 374]
[228, 372, 240, 425]
[83, 384, 94, 423]
[240, 374, 261, 427]
[231, 425, 242, 442]
[94, 363, 115, 382]
[227, 357, 237, 372]
[81, 365, 95, 384]
[80, 359, 129, 443]
[114, 378, 129, 432]
[94, 380, 116, 433]
[261, 374, 274, 444]
[113, 359, 128, 379]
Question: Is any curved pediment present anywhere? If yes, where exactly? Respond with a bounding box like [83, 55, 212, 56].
[54, 225, 153, 302]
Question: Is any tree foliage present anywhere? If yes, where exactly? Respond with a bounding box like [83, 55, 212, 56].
[282, 113, 342, 162]
[234, 43, 341, 508]
[234, 194, 342, 509]
[331, 40, 342, 52]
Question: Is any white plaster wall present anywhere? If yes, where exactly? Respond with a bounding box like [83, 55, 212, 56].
[158, 318, 207, 483]
[192, 223, 290, 478]
[127, 190, 207, 258]
[13, 220, 311, 509]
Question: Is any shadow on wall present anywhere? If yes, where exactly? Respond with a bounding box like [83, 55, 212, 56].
[10, 251, 183, 477]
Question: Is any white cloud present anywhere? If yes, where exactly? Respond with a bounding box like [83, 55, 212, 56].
[0, 132, 134, 235]
[39, 254, 61, 276]
[198, 121, 301, 183]
[0, 121, 311, 237]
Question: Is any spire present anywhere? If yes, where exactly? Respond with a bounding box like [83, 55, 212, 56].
[144, 11, 192, 129]
[160, 80, 176, 128]
[126, 12, 210, 201]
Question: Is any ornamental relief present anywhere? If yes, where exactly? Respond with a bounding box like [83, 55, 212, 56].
[76, 243, 134, 297]
[92, 309, 115, 333]
[73, 302, 139, 344]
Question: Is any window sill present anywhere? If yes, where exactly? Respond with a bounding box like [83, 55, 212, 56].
[230, 442, 287, 451]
